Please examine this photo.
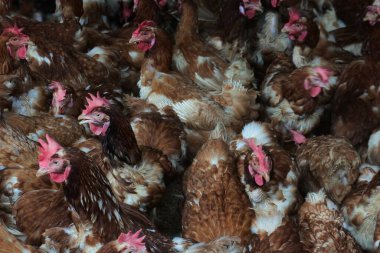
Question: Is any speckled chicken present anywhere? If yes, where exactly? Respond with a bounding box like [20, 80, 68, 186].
[296, 135, 360, 204]
[298, 190, 362, 253]
[230, 121, 303, 252]
[181, 124, 254, 249]
[261, 52, 338, 141]
[342, 163, 380, 251]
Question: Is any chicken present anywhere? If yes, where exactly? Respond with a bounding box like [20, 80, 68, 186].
[129, 21, 259, 154]
[205, 0, 262, 57]
[48, 81, 123, 118]
[14, 135, 174, 252]
[281, 8, 355, 72]
[261, 52, 337, 141]
[331, 22, 380, 146]
[0, 26, 49, 116]
[125, 95, 187, 172]
[0, 116, 59, 240]
[181, 124, 253, 248]
[342, 163, 380, 251]
[298, 190, 362, 253]
[0, 21, 119, 91]
[173, 0, 255, 91]
[78, 93, 175, 211]
[230, 121, 303, 251]
[296, 135, 360, 204]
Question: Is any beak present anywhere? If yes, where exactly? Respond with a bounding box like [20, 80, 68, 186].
[262, 172, 270, 183]
[281, 26, 289, 33]
[78, 114, 93, 125]
[36, 167, 50, 177]
[128, 36, 141, 44]
[246, 2, 264, 13]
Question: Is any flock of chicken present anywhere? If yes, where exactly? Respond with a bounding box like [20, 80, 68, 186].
[0, 0, 379, 252]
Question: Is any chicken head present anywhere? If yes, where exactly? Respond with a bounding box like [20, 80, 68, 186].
[282, 8, 308, 42]
[364, 0, 380, 25]
[49, 81, 72, 115]
[239, 0, 263, 19]
[117, 230, 147, 253]
[129, 21, 157, 52]
[303, 67, 333, 97]
[78, 92, 111, 136]
[244, 138, 272, 186]
[2, 25, 30, 60]
[36, 134, 71, 183]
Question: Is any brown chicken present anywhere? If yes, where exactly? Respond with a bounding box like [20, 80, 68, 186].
[230, 121, 303, 252]
[14, 135, 174, 252]
[129, 21, 259, 154]
[173, 0, 254, 91]
[78, 93, 175, 211]
[298, 190, 362, 253]
[296, 135, 360, 204]
[331, 22, 380, 146]
[261, 52, 337, 141]
[281, 7, 355, 72]
[181, 124, 253, 248]
[0, 26, 48, 116]
[0, 21, 119, 91]
[342, 163, 380, 251]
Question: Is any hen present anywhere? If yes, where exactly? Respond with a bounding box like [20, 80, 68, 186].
[281, 7, 355, 72]
[296, 135, 360, 204]
[261, 52, 337, 141]
[230, 121, 303, 252]
[298, 190, 362, 253]
[331, 20, 380, 146]
[129, 21, 259, 154]
[14, 135, 174, 252]
[0, 21, 119, 92]
[181, 124, 253, 249]
[173, 0, 255, 91]
[78, 93, 176, 211]
[342, 163, 380, 251]
[0, 26, 48, 116]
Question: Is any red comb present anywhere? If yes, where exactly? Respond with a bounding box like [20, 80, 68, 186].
[289, 130, 306, 145]
[118, 230, 146, 252]
[2, 25, 28, 38]
[314, 67, 332, 83]
[38, 134, 63, 169]
[132, 20, 157, 37]
[244, 138, 270, 173]
[288, 8, 301, 23]
[82, 92, 110, 115]
[49, 81, 66, 102]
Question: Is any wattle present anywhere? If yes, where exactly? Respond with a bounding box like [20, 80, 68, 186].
[16, 45, 27, 59]
[50, 166, 71, 183]
[309, 86, 322, 97]
[245, 9, 256, 19]
[254, 174, 264, 186]
[89, 122, 109, 136]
